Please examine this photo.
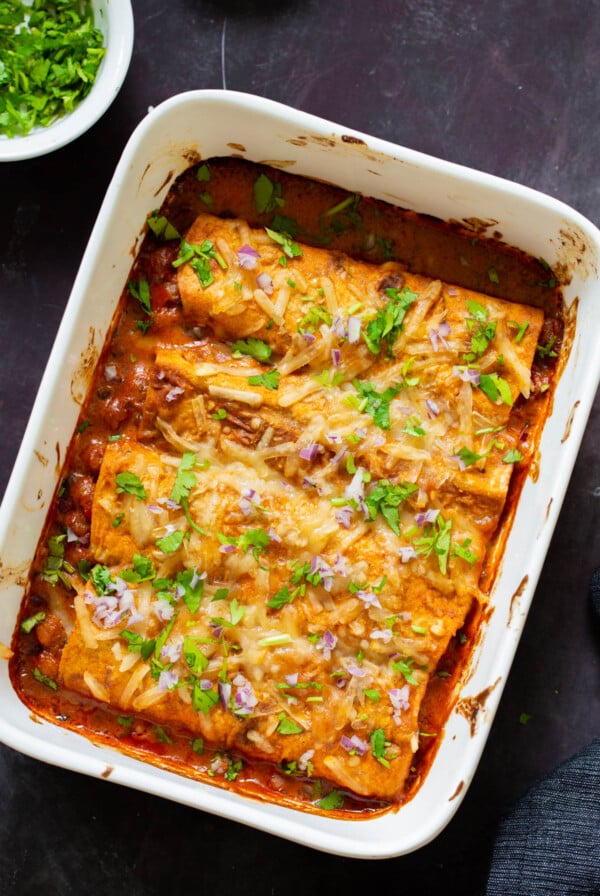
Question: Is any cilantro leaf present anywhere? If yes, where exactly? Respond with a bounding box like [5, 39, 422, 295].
[264, 227, 302, 259]
[413, 514, 453, 575]
[146, 212, 180, 241]
[231, 337, 273, 363]
[364, 480, 418, 535]
[276, 713, 304, 735]
[20, 611, 46, 634]
[115, 471, 147, 500]
[254, 173, 284, 215]
[0, 1, 106, 138]
[317, 790, 345, 810]
[176, 568, 204, 614]
[363, 287, 417, 356]
[247, 369, 280, 390]
[503, 448, 523, 464]
[192, 681, 219, 714]
[351, 380, 401, 430]
[156, 530, 185, 553]
[127, 279, 153, 317]
[120, 554, 156, 583]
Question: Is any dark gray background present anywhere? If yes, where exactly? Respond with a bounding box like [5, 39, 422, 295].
[1, 1, 599, 892]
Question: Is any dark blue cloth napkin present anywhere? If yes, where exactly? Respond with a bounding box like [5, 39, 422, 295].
[485, 570, 600, 895]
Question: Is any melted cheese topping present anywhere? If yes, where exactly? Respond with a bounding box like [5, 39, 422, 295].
[59, 213, 544, 801]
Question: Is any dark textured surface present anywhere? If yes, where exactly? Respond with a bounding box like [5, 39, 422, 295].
[0, 1, 599, 892]
[486, 739, 600, 895]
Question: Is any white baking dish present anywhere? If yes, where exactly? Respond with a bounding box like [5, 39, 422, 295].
[0, 91, 598, 859]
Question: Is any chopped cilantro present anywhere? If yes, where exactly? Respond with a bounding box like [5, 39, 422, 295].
[537, 337, 558, 359]
[176, 568, 204, 614]
[146, 212, 180, 241]
[42, 534, 74, 590]
[364, 480, 419, 535]
[464, 300, 496, 361]
[413, 514, 453, 575]
[264, 227, 302, 259]
[115, 471, 147, 500]
[170, 452, 205, 535]
[503, 448, 524, 464]
[172, 239, 227, 288]
[254, 173, 284, 214]
[317, 790, 345, 810]
[120, 554, 156, 584]
[20, 612, 46, 634]
[191, 737, 205, 754]
[402, 415, 426, 437]
[247, 369, 280, 390]
[391, 656, 418, 685]
[183, 636, 209, 675]
[0, 1, 106, 138]
[363, 287, 417, 356]
[196, 164, 211, 182]
[479, 373, 513, 406]
[32, 667, 58, 690]
[351, 380, 401, 430]
[192, 681, 219, 714]
[156, 530, 185, 553]
[276, 713, 304, 735]
[127, 279, 153, 317]
[231, 337, 273, 363]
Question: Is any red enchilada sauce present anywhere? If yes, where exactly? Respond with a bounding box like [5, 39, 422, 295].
[10, 158, 563, 817]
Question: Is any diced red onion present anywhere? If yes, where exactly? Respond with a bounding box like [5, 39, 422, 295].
[302, 331, 316, 344]
[373, 435, 386, 447]
[428, 328, 440, 352]
[233, 677, 257, 715]
[158, 669, 179, 691]
[426, 398, 440, 418]
[371, 628, 393, 644]
[453, 453, 467, 472]
[285, 673, 299, 686]
[317, 628, 337, 659]
[218, 681, 232, 709]
[219, 543, 237, 554]
[266, 527, 281, 543]
[454, 367, 480, 386]
[438, 319, 451, 338]
[257, 272, 274, 295]
[166, 386, 185, 402]
[299, 441, 319, 462]
[398, 546, 417, 563]
[237, 244, 261, 270]
[104, 363, 118, 381]
[199, 678, 213, 691]
[355, 428, 367, 439]
[331, 348, 341, 367]
[154, 598, 175, 622]
[310, 556, 335, 591]
[331, 314, 346, 338]
[389, 684, 410, 724]
[147, 504, 163, 515]
[326, 432, 342, 445]
[345, 467, 365, 504]
[340, 734, 369, 756]
[346, 663, 367, 678]
[161, 641, 182, 663]
[298, 749, 314, 771]
[332, 553, 349, 576]
[416, 508, 440, 527]
[355, 589, 382, 609]
[347, 316, 361, 344]
[331, 446, 348, 467]
[335, 507, 353, 529]
[157, 496, 180, 510]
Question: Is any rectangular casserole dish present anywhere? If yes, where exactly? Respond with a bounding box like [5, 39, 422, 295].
[0, 90, 598, 858]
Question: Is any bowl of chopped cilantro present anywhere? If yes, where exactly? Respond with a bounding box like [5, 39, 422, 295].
[0, 0, 134, 161]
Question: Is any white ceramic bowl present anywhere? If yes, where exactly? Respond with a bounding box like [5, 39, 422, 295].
[0, 91, 599, 858]
[0, 0, 134, 162]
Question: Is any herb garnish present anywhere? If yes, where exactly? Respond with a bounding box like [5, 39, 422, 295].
[363, 287, 417, 356]
[0, 1, 105, 138]
[254, 173, 285, 215]
[247, 369, 280, 390]
[115, 471, 147, 500]
[364, 480, 419, 535]
[231, 337, 273, 363]
[172, 239, 227, 288]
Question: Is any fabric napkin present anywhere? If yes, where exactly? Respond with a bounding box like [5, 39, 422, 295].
[485, 569, 600, 895]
